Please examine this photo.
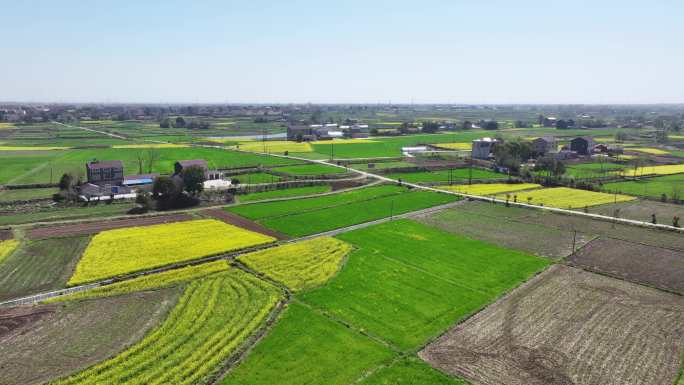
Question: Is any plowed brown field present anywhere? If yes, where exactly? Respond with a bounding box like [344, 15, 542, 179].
[420, 265, 684, 385]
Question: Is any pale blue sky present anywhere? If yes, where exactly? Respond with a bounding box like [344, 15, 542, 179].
[1, 0, 683, 104]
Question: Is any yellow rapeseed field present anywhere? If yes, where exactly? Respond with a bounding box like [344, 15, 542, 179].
[0, 239, 19, 264]
[49, 260, 230, 303]
[0, 146, 69, 151]
[623, 164, 684, 176]
[111, 143, 189, 149]
[440, 183, 541, 196]
[238, 237, 352, 292]
[68, 219, 275, 285]
[310, 138, 377, 144]
[0, 122, 16, 129]
[234, 140, 313, 153]
[497, 187, 635, 209]
[629, 147, 670, 155]
[431, 142, 472, 150]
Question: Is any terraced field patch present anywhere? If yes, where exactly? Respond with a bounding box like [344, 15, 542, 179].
[497, 187, 635, 209]
[0, 237, 89, 301]
[602, 173, 684, 200]
[220, 302, 394, 385]
[0, 239, 19, 264]
[271, 163, 347, 176]
[233, 140, 313, 153]
[238, 237, 352, 292]
[54, 268, 281, 385]
[568, 237, 684, 294]
[258, 190, 458, 237]
[385, 168, 506, 184]
[629, 147, 670, 155]
[420, 265, 684, 385]
[438, 183, 540, 196]
[300, 220, 550, 350]
[0, 289, 180, 385]
[417, 206, 590, 258]
[238, 185, 331, 202]
[228, 185, 405, 221]
[68, 219, 275, 285]
[48, 260, 231, 303]
[624, 164, 684, 176]
[360, 358, 469, 385]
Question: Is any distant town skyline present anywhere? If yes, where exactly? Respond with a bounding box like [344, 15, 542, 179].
[2, 0, 683, 104]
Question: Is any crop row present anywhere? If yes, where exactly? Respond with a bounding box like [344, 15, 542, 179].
[53, 269, 281, 385]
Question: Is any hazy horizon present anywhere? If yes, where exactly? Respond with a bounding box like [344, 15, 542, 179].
[3, 0, 683, 104]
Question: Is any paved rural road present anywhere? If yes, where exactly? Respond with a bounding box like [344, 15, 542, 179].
[52, 121, 128, 140]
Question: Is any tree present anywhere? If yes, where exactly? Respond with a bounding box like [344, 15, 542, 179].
[534, 155, 566, 177]
[58, 173, 75, 191]
[152, 176, 179, 200]
[462, 120, 473, 130]
[483, 120, 499, 130]
[614, 131, 628, 142]
[555, 119, 569, 130]
[175, 116, 186, 128]
[136, 151, 145, 174]
[147, 148, 160, 173]
[135, 191, 153, 213]
[421, 121, 440, 133]
[181, 165, 206, 196]
[159, 117, 170, 128]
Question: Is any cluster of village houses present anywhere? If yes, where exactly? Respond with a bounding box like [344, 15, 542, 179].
[286, 123, 370, 141]
[80, 159, 228, 201]
[471, 135, 621, 160]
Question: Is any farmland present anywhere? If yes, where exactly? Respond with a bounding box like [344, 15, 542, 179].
[238, 237, 352, 292]
[420, 265, 684, 385]
[271, 163, 348, 175]
[438, 182, 540, 196]
[0, 289, 181, 385]
[385, 168, 506, 183]
[230, 172, 281, 184]
[568, 237, 684, 294]
[54, 269, 281, 385]
[0, 187, 57, 202]
[497, 187, 636, 208]
[228, 184, 406, 220]
[417, 205, 592, 258]
[237, 185, 331, 202]
[68, 219, 275, 284]
[232, 140, 313, 153]
[220, 302, 395, 385]
[602, 173, 684, 200]
[0, 239, 19, 263]
[300, 220, 550, 350]
[0, 236, 89, 301]
[624, 164, 684, 176]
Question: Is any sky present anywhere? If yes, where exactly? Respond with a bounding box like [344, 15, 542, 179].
[1, 0, 683, 104]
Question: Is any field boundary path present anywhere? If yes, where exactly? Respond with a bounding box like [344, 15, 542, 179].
[52, 121, 128, 140]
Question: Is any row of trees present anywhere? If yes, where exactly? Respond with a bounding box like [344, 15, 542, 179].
[159, 116, 211, 129]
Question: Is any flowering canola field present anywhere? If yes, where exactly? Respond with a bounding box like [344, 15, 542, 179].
[239, 237, 352, 292]
[68, 219, 275, 285]
[497, 187, 635, 209]
[233, 141, 313, 153]
[54, 268, 281, 385]
[0, 239, 19, 264]
[623, 164, 684, 177]
[439, 183, 541, 196]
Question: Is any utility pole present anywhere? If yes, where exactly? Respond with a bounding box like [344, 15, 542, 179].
[390, 200, 394, 220]
[330, 142, 334, 161]
[468, 156, 473, 185]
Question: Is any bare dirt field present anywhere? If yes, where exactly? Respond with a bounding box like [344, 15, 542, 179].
[204, 209, 289, 240]
[568, 237, 684, 294]
[457, 201, 684, 251]
[0, 230, 12, 241]
[0, 288, 180, 385]
[588, 200, 684, 224]
[27, 213, 193, 239]
[416, 206, 594, 258]
[420, 265, 684, 385]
